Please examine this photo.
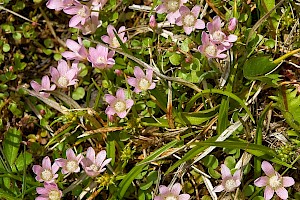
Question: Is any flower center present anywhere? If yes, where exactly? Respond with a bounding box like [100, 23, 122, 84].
[224, 179, 237, 192]
[167, 0, 180, 12]
[165, 195, 178, 200]
[77, 7, 87, 17]
[204, 45, 217, 56]
[57, 76, 69, 88]
[269, 175, 282, 189]
[41, 169, 53, 181]
[183, 14, 196, 27]
[111, 37, 120, 48]
[66, 160, 78, 172]
[114, 101, 126, 113]
[97, 56, 106, 64]
[212, 31, 225, 43]
[89, 164, 99, 172]
[138, 78, 150, 91]
[48, 190, 61, 200]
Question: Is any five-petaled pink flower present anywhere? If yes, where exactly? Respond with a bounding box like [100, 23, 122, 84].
[154, 183, 190, 200]
[36, 182, 62, 200]
[101, 25, 127, 48]
[104, 88, 134, 118]
[50, 59, 79, 88]
[32, 156, 59, 183]
[213, 164, 241, 193]
[55, 148, 83, 174]
[207, 16, 237, 48]
[156, 0, 188, 24]
[127, 66, 156, 93]
[88, 44, 115, 69]
[80, 147, 112, 177]
[198, 32, 227, 59]
[64, 1, 91, 27]
[175, 5, 205, 35]
[46, 0, 73, 11]
[254, 161, 295, 200]
[61, 37, 88, 61]
[30, 75, 56, 98]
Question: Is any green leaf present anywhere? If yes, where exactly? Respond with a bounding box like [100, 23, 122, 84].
[175, 108, 217, 126]
[169, 53, 182, 66]
[3, 128, 22, 166]
[243, 56, 277, 79]
[72, 87, 85, 100]
[244, 185, 255, 196]
[2, 43, 10, 52]
[201, 155, 218, 169]
[0, 188, 16, 200]
[11, 152, 33, 173]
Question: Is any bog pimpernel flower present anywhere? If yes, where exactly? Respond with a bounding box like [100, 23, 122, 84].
[104, 88, 134, 118]
[30, 75, 56, 98]
[198, 32, 227, 59]
[64, 1, 91, 27]
[101, 25, 127, 48]
[154, 183, 190, 200]
[156, 0, 188, 24]
[175, 5, 205, 35]
[88, 44, 115, 69]
[80, 147, 112, 177]
[55, 148, 83, 174]
[127, 66, 156, 93]
[213, 164, 241, 193]
[46, 0, 73, 11]
[61, 37, 88, 61]
[254, 161, 295, 200]
[36, 182, 62, 200]
[32, 156, 59, 183]
[50, 59, 79, 88]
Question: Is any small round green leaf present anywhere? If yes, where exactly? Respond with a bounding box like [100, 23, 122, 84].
[3, 44, 10, 52]
[169, 53, 182, 66]
[243, 185, 254, 196]
[72, 87, 85, 100]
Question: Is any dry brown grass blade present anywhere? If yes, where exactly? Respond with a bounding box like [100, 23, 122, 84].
[78, 127, 124, 138]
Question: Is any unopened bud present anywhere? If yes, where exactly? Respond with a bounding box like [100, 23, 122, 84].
[149, 15, 157, 29]
[228, 18, 238, 31]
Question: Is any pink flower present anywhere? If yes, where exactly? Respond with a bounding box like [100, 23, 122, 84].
[207, 16, 237, 48]
[64, 1, 91, 27]
[127, 66, 156, 93]
[101, 25, 127, 48]
[90, 0, 108, 7]
[228, 17, 238, 31]
[156, 0, 188, 24]
[80, 147, 112, 177]
[36, 182, 62, 200]
[104, 88, 134, 118]
[61, 37, 88, 61]
[32, 156, 59, 183]
[198, 32, 227, 59]
[46, 0, 73, 11]
[254, 161, 295, 200]
[154, 183, 190, 200]
[87, 44, 115, 69]
[55, 148, 83, 174]
[149, 15, 157, 29]
[213, 164, 241, 193]
[50, 59, 78, 88]
[30, 75, 56, 98]
[175, 5, 205, 35]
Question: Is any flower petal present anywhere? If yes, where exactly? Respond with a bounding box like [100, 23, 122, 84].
[171, 183, 182, 195]
[178, 194, 190, 200]
[282, 176, 295, 187]
[261, 161, 275, 176]
[86, 147, 96, 162]
[213, 185, 224, 193]
[42, 156, 51, 169]
[254, 176, 268, 187]
[158, 185, 169, 195]
[95, 150, 106, 166]
[116, 89, 125, 100]
[134, 67, 145, 79]
[275, 187, 288, 200]
[221, 164, 232, 179]
[264, 186, 275, 200]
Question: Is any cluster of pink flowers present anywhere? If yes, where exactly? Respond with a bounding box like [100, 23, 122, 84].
[32, 147, 111, 199]
[46, 0, 107, 34]
[213, 161, 294, 200]
[198, 16, 237, 59]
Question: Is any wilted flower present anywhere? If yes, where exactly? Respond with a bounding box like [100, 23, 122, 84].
[175, 5, 205, 35]
[254, 161, 295, 200]
[198, 32, 227, 59]
[80, 147, 112, 177]
[213, 164, 241, 193]
[207, 16, 237, 48]
[154, 183, 190, 200]
[101, 25, 127, 48]
[149, 15, 157, 29]
[228, 17, 238, 31]
[104, 88, 134, 118]
[61, 37, 88, 61]
[87, 44, 115, 69]
[50, 59, 78, 88]
[156, 0, 188, 24]
[55, 148, 83, 174]
[36, 182, 62, 200]
[64, 1, 91, 27]
[30, 76, 56, 98]
[46, 0, 73, 11]
[127, 66, 156, 93]
[32, 156, 59, 183]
